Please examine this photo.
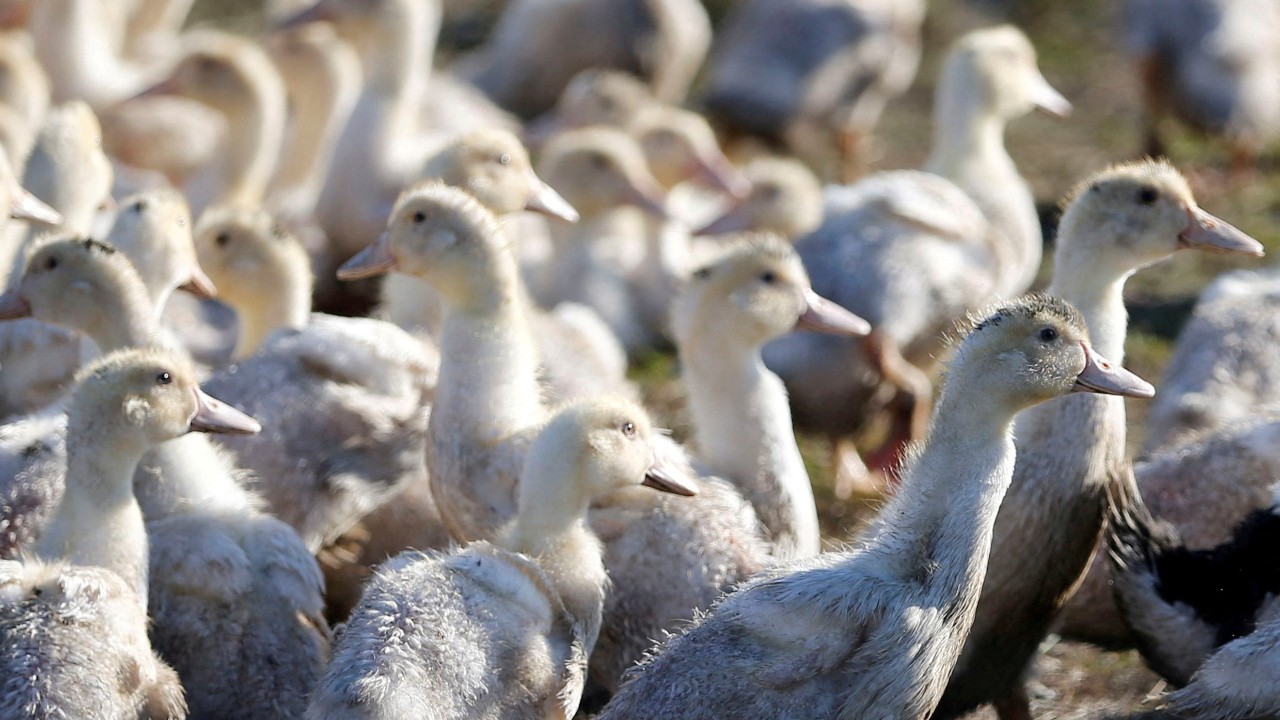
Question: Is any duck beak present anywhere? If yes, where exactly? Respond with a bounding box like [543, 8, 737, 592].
[275, 1, 334, 29]
[1030, 73, 1072, 117]
[525, 171, 580, 223]
[1072, 342, 1154, 398]
[189, 388, 261, 435]
[10, 188, 61, 225]
[1178, 206, 1264, 256]
[0, 290, 30, 319]
[129, 76, 180, 101]
[178, 266, 218, 299]
[796, 289, 871, 336]
[337, 233, 397, 280]
[642, 451, 699, 497]
[622, 177, 670, 219]
[690, 153, 750, 199]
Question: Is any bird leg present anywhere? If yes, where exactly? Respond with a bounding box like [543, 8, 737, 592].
[861, 330, 932, 482]
[830, 436, 880, 500]
[837, 128, 867, 183]
[1137, 54, 1168, 159]
[992, 684, 1033, 720]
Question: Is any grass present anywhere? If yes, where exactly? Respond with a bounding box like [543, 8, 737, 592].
[192, 0, 1278, 715]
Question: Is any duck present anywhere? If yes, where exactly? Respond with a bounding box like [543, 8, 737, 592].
[695, 156, 824, 240]
[597, 294, 1153, 720]
[457, 0, 710, 118]
[1, 346, 259, 720]
[0, 237, 333, 720]
[1106, 473, 1280, 689]
[700, 0, 926, 181]
[1125, 0, 1280, 168]
[533, 126, 671, 356]
[308, 396, 698, 719]
[1141, 265, 1280, 453]
[105, 189, 216, 320]
[934, 160, 1264, 720]
[338, 182, 772, 694]
[191, 206, 439, 553]
[759, 26, 1070, 496]
[1058, 409, 1280, 647]
[671, 234, 869, 559]
[128, 32, 287, 216]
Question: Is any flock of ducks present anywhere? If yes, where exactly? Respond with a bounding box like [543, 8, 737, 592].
[0, 0, 1276, 719]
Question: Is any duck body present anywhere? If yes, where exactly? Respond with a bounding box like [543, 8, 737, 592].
[309, 544, 586, 720]
[1108, 479, 1280, 687]
[764, 171, 992, 442]
[1061, 411, 1280, 646]
[0, 560, 186, 720]
[1143, 266, 1280, 453]
[202, 314, 437, 551]
[460, 0, 711, 118]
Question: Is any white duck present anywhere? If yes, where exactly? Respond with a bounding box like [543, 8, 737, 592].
[759, 26, 1070, 495]
[695, 157, 825, 241]
[598, 295, 1153, 720]
[191, 206, 439, 553]
[935, 160, 1264, 720]
[27, 0, 160, 107]
[534, 126, 671, 356]
[0, 238, 333, 719]
[308, 396, 698, 719]
[338, 182, 772, 693]
[3, 346, 258, 720]
[671, 234, 869, 559]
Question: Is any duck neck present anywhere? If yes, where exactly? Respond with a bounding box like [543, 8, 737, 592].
[681, 336, 820, 558]
[216, 82, 287, 209]
[134, 434, 256, 520]
[1046, 242, 1132, 363]
[434, 264, 543, 441]
[232, 261, 312, 360]
[925, 92, 1014, 190]
[504, 452, 607, 643]
[862, 372, 1018, 607]
[41, 419, 151, 607]
[273, 52, 359, 215]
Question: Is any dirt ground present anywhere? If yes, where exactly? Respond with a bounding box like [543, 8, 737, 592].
[189, 0, 1279, 716]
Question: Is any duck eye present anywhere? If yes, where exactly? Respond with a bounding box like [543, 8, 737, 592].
[760, 271, 777, 284]
[497, 153, 511, 166]
[131, 200, 146, 213]
[759, 185, 781, 200]
[215, 232, 230, 247]
[1038, 327, 1058, 342]
[621, 421, 636, 438]
[156, 372, 172, 386]
[692, 267, 711, 280]
[1136, 186, 1159, 205]
[43, 256, 58, 271]
[412, 211, 426, 224]
[588, 153, 608, 170]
